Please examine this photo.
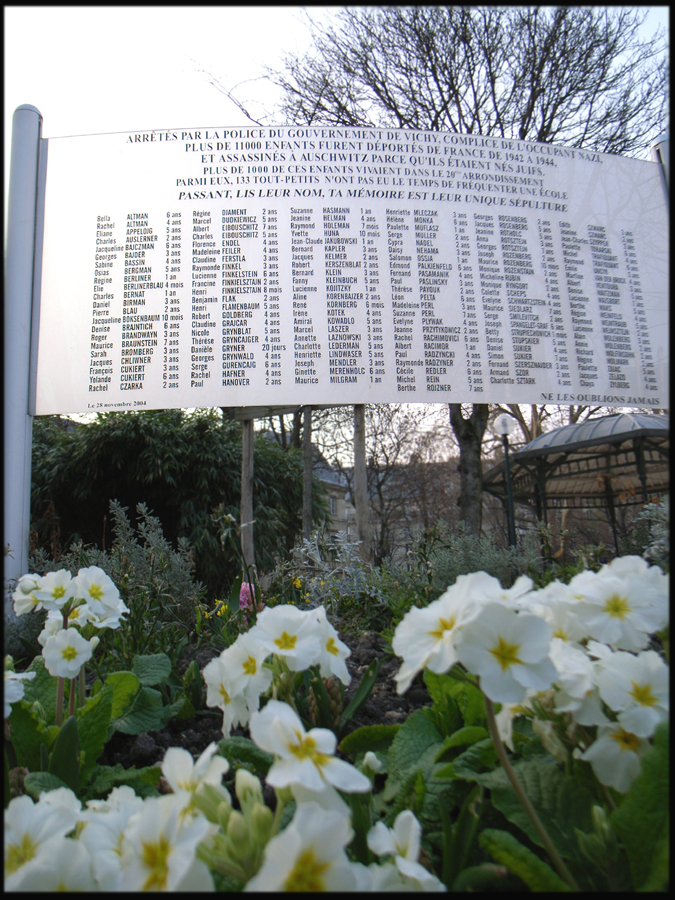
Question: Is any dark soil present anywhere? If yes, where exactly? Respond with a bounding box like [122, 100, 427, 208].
[97, 629, 429, 772]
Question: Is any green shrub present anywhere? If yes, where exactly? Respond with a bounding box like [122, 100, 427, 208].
[429, 521, 545, 593]
[30, 409, 329, 597]
[27, 500, 207, 675]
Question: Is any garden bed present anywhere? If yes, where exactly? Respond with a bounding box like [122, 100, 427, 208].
[97, 629, 429, 771]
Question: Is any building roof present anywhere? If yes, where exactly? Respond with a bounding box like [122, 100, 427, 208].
[483, 413, 669, 511]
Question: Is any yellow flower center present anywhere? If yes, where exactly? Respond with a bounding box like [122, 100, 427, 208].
[553, 626, 567, 640]
[602, 593, 631, 619]
[283, 849, 330, 891]
[141, 836, 171, 891]
[275, 631, 297, 651]
[5, 833, 37, 874]
[610, 727, 641, 753]
[88, 583, 104, 602]
[61, 645, 78, 661]
[489, 636, 524, 671]
[243, 656, 257, 675]
[219, 685, 231, 705]
[52, 585, 66, 599]
[325, 637, 339, 657]
[429, 615, 456, 640]
[69, 608, 81, 621]
[289, 733, 330, 768]
[629, 681, 658, 707]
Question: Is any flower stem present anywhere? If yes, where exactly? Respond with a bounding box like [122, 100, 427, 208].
[484, 696, 579, 891]
[55, 678, 65, 727]
[68, 678, 77, 718]
[78, 666, 86, 709]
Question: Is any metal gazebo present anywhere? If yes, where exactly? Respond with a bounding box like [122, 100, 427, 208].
[482, 413, 669, 552]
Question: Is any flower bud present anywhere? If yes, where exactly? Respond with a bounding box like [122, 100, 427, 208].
[235, 769, 263, 818]
[90, 636, 100, 652]
[591, 805, 619, 862]
[532, 719, 568, 765]
[4, 656, 15, 671]
[249, 801, 274, 846]
[217, 799, 234, 832]
[227, 810, 253, 856]
[362, 751, 383, 774]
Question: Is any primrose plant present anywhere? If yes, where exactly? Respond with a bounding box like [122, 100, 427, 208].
[9, 567, 129, 724]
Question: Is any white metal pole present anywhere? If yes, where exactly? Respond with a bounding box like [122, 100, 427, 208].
[4, 105, 42, 621]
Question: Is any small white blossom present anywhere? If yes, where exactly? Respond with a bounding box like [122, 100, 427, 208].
[252, 605, 321, 671]
[4, 669, 36, 718]
[580, 723, 649, 793]
[244, 801, 359, 892]
[456, 603, 556, 704]
[41, 627, 95, 678]
[249, 699, 371, 794]
[32, 570, 78, 612]
[596, 649, 669, 737]
[311, 605, 352, 685]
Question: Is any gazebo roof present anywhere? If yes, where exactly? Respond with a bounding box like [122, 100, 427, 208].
[483, 413, 669, 511]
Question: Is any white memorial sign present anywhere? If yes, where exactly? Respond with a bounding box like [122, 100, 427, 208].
[33, 126, 668, 414]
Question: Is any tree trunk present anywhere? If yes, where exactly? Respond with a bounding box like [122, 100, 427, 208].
[302, 406, 313, 540]
[449, 404, 490, 535]
[353, 404, 371, 560]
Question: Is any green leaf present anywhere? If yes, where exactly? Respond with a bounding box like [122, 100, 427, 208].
[105, 671, 142, 718]
[441, 737, 497, 781]
[228, 572, 244, 615]
[385, 709, 444, 800]
[8, 703, 46, 772]
[112, 686, 165, 734]
[217, 735, 274, 777]
[132, 654, 172, 686]
[82, 763, 161, 802]
[24, 770, 70, 800]
[610, 720, 669, 891]
[477, 756, 594, 861]
[48, 715, 80, 793]
[479, 828, 573, 892]
[339, 723, 400, 759]
[339, 658, 380, 735]
[76, 685, 113, 789]
[423, 669, 463, 736]
[21, 656, 58, 725]
[435, 726, 489, 762]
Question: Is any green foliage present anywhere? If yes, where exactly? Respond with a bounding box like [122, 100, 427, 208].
[429, 520, 545, 592]
[31, 409, 329, 597]
[611, 721, 669, 891]
[479, 829, 573, 892]
[29, 500, 205, 672]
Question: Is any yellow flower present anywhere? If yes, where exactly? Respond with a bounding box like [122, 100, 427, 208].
[293, 578, 302, 590]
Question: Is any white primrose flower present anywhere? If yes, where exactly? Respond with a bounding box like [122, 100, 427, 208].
[32, 569, 79, 612]
[570, 568, 665, 651]
[4, 792, 80, 890]
[580, 722, 649, 793]
[10, 835, 97, 892]
[120, 792, 213, 891]
[244, 800, 359, 892]
[455, 603, 557, 704]
[41, 626, 95, 678]
[289, 781, 352, 818]
[248, 699, 371, 794]
[88, 596, 130, 630]
[367, 810, 446, 890]
[4, 669, 36, 718]
[528, 582, 589, 644]
[221, 631, 274, 713]
[80, 789, 146, 891]
[252, 605, 322, 671]
[11, 574, 43, 616]
[392, 572, 484, 694]
[74, 566, 122, 615]
[161, 742, 231, 810]
[596, 649, 669, 737]
[202, 654, 250, 735]
[38, 612, 66, 647]
[311, 604, 352, 685]
[550, 640, 609, 726]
